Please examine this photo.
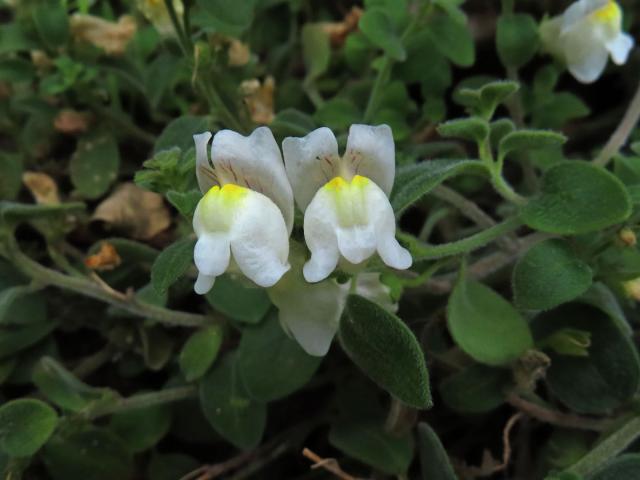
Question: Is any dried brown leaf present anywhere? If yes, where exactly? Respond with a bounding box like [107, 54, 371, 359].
[22, 171, 61, 205]
[92, 183, 171, 240]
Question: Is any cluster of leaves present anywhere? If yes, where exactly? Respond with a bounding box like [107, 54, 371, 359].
[1, 0, 640, 479]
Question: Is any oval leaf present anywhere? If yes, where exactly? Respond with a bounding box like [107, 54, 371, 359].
[447, 277, 533, 365]
[339, 295, 432, 409]
[522, 163, 631, 235]
[151, 237, 196, 295]
[513, 239, 592, 311]
[236, 313, 322, 402]
[417, 423, 457, 480]
[179, 325, 223, 382]
[0, 399, 58, 457]
[199, 354, 266, 450]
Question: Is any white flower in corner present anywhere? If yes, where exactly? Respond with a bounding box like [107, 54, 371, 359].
[540, 0, 634, 83]
[191, 127, 294, 294]
[282, 124, 411, 283]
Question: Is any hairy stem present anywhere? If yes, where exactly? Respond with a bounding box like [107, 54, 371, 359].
[5, 238, 213, 327]
[568, 415, 640, 476]
[87, 385, 197, 419]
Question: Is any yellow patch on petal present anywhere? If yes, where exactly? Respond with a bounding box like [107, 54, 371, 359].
[200, 183, 249, 231]
[322, 175, 371, 226]
[591, 1, 621, 25]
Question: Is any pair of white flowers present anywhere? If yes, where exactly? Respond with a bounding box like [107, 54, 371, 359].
[191, 124, 411, 355]
[541, 0, 634, 83]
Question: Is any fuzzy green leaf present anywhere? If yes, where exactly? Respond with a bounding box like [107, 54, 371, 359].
[339, 295, 432, 409]
[151, 237, 196, 295]
[179, 326, 224, 382]
[417, 423, 457, 480]
[522, 163, 632, 235]
[513, 239, 592, 311]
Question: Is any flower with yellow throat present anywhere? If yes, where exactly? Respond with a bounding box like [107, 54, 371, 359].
[540, 0, 634, 83]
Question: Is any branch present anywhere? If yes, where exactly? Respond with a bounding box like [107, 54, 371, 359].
[593, 78, 640, 167]
[506, 393, 613, 432]
[5, 238, 214, 328]
[87, 386, 197, 420]
[302, 448, 362, 480]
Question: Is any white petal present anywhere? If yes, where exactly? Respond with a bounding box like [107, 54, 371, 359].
[210, 127, 294, 232]
[282, 127, 341, 211]
[364, 181, 412, 270]
[607, 32, 634, 64]
[269, 269, 345, 357]
[336, 224, 377, 265]
[194, 273, 216, 295]
[567, 43, 609, 83]
[345, 124, 395, 196]
[302, 187, 340, 283]
[193, 233, 231, 277]
[230, 190, 290, 287]
[194, 132, 216, 193]
[561, 21, 610, 83]
[355, 273, 397, 313]
[562, 0, 606, 32]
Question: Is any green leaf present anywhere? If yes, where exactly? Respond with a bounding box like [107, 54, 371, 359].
[533, 305, 640, 414]
[0, 399, 58, 457]
[154, 116, 209, 154]
[151, 237, 196, 295]
[339, 295, 432, 409]
[439, 364, 511, 413]
[32, 0, 69, 47]
[522, 163, 631, 235]
[70, 134, 120, 199]
[458, 80, 519, 118]
[110, 404, 172, 453]
[166, 190, 201, 218]
[447, 276, 533, 366]
[195, 0, 255, 37]
[33, 357, 116, 412]
[179, 325, 224, 382]
[513, 239, 593, 311]
[199, 354, 266, 450]
[206, 275, 271, 324]
[0, 322, 55, 359]
[490, 118, 516, 147]
[391, 159, 486, 214]
[437, 117, 489, 143]
[0, 284, 47, 326]
[0, 154, 23, 200]
[236, 313, 322, 402]
[417, 422, 457, 480]
[427, 13, 474, 67]
[313, 98, 361, 131]
[329, 420, 413, 475]
[301, 24, 331, 82]
[359, 9, 406, 61]
[499, 130, 567, 160]
[496, 14, 539, 68]
[43, 427, 133, 480]
[270, 109, 317, 137]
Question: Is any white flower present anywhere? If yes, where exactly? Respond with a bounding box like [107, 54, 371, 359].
[282, 124, 411, 283]
[269, 244, 397, 356]
[192, 127, 294, 294]
[540, 0, 634, 83]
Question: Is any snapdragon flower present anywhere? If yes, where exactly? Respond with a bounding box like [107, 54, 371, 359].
[283, 124, 412, 283]
[192, 128, 293, 294]
[540, 0, 634, 83]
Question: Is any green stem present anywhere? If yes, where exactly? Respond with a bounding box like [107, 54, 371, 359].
[86, 385, 197, 419]
[363, 4, 427, 122]
[5, 238, 212, 328]
[491, 171, 528, 206]
[408, 216, 523, 261]
[164, 0, 190, 56]
[568, 416, 640, 476]
[91, 103, 156, 146]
